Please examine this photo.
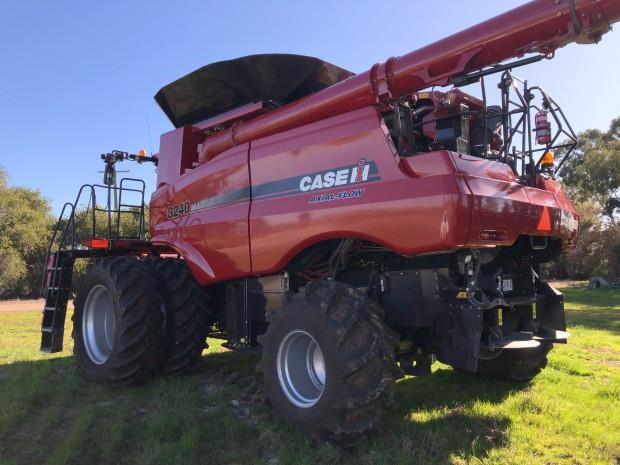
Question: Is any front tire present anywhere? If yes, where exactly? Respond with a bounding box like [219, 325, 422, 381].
[72, 257, 164, 386]
[257, 280, 402, 446]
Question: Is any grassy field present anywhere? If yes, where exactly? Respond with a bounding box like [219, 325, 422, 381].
[0, 287, 618, 465]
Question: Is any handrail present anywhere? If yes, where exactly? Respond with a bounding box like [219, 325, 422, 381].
[40, 178, 147, 296]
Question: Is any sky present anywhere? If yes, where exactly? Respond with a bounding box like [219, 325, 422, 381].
[1, 0, 619, 214]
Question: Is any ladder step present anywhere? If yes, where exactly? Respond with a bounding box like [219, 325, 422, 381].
[46, 287, 70, 293]
[40, 328, 65, 353]
[43, 305, 67, 312]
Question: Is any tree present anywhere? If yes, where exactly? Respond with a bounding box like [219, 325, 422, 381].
[549, 116, 620, 280]
[559, 119, 620, 220]
[546, 200, 620, 280]
[0, 166, 54, 298]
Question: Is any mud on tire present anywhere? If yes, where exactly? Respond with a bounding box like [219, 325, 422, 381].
[477, 343, 552, 381]
[257, 280, 402, 446]
[146, 257, 213, 374]
[72, 257, 164, 386]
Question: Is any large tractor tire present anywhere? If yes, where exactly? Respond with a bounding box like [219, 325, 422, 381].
[257, 280, 402, 446]
[72, 257, 164, 386]
[145, 257, 213, 374]
[477, 343, 552, 381]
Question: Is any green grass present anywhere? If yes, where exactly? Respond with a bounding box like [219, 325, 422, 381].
[0, 287, 619, 465]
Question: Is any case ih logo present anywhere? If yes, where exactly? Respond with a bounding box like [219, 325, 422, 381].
[299, 159, 371, 192]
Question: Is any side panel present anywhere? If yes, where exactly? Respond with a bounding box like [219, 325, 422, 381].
[156, 126, 199, 188]
[150, 143, 251, 285]
[448, 153, 579, 247]
[249, 107, 471, 275]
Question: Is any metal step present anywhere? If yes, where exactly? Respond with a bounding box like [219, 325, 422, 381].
[534, 328, 570, 343]
[482, 339, 541, 350]
[40, 327, 65, 353]
[43, 305, 68, 312]
[481, 331, 541, 350]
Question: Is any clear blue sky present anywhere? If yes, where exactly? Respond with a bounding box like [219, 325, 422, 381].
[1, 0, 619, 214]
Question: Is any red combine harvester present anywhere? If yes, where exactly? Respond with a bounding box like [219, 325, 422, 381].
[41, 0, 619, 444]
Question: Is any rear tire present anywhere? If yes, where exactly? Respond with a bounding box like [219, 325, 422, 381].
[477, 343, 552, 381]
[145, 258, 213, 374]
[72, 257, 164, 386]
[257, 280, 402, 446]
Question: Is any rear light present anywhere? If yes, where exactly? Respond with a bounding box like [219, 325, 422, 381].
[82, 239, 109, 249]
[479, 230, 507, 241]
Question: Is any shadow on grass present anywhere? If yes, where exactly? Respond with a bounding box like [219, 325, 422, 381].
[177, 352, 522, 464]
[360, 367, 519, 463]
[0, 349, 526, 465]
[562, 287, 620, 334]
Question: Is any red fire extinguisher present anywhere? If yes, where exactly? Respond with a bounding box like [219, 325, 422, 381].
[535, 111, 551, 145]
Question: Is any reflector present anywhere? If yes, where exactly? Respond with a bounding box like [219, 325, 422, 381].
[536, 206, 552, 232]
[83, 239, 109, 249]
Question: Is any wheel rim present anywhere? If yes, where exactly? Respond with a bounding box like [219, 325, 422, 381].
[277, 330, 326, 408]
[82, 284, 117, 365]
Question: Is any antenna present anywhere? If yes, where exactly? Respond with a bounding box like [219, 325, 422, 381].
[146, 118, 153, 156]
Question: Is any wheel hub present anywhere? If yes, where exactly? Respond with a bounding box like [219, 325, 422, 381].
[277, 330, 325, 408]
[82, 284, 116, 364]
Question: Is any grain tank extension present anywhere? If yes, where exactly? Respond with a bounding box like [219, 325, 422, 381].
[40, 0, 619, 445]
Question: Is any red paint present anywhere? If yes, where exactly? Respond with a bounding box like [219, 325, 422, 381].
[156, 126, 199, 188]
[151, 143, 252, 283]
[193, 101, 271, 132]
[146, 1, 617, 285]
[151, 107, 580, 285]
[83, 239, 109, 249]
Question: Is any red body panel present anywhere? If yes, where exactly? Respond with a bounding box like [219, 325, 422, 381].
[150, 107, 579, 285]
[146, 0, 616, 285]
[150, 143, 252, 283]
[449, 154, 579, 247]
[249, 108, 471, 274]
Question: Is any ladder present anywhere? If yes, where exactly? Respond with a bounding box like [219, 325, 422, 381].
[40, 251, 75, 352]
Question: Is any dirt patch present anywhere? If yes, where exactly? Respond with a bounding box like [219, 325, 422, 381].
[548, 280, 588, 289]
[0, 299, 73, 313]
